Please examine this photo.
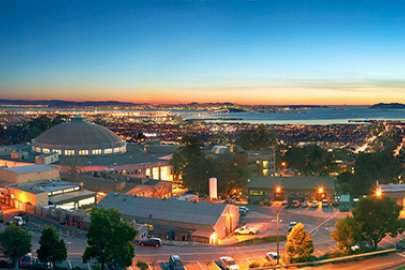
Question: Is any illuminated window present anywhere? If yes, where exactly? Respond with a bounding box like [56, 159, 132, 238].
[263, 161, 268, 168]
[104, 148, 113, 154]
[79, 150, 89, 155]
[113, 147, 121, 153]
[249, 190, 264, 196]
[78, 197, 96, 207]
[35, 147, 41, 152]
[42, 148, 50, 154]
[52, 149, 61, 155]
[92, 149, 102, 155]
[65, 150, 75, 156]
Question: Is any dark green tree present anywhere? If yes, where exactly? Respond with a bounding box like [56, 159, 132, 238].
[214, 156, 250, 194]
[0, 224, 32, 269]
[235, 126, 276, 151]
[83, 207, 137, 270]
[352, 196, 404, 248]
[37, 225, 67, 269]
[330, 217, 360, 253]
[336, 172, 355, 194]
[285, 145, 332, 176]
[352, 151, 402, 195]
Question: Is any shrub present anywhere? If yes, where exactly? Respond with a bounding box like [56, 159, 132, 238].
[248, 262, 261, 269]
[136, 261, 149, 270]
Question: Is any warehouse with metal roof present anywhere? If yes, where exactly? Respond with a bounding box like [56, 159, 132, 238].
[98, 193, 240, 243]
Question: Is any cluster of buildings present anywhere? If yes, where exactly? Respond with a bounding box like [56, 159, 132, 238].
[0, 115, 241, 243]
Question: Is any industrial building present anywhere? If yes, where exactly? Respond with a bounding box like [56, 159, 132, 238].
[247, 175, 335, 204]
[0, 165, 96, 210]
[0, 164, 60, 184]
[98, 193, 240, 244]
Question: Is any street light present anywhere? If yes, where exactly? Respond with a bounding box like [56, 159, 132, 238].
[274, 185, 283, 265]
[376, 187, 383, 198]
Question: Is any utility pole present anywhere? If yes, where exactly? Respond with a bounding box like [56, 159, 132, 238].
[276, 206, 280, 265]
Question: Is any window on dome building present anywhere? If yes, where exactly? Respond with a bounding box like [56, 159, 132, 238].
[42, 148, 50, 154]
[92, 149, 102, 155]
[65, 150, 75, 156]
[79, 150, 89, 155]
[113, 147, 121, 153]
[52, 149, 62, 155]
[104, 148, 113, 154]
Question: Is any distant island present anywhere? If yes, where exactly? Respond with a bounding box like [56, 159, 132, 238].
[0, 99, 138, 107]
[369, 103, 405, 109]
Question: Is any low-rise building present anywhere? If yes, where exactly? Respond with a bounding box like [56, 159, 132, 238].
[247, 175, 335, 204]
[0, 180, 96, 210]
[98, 193, 239, 244]
[0, 164, 60, 184]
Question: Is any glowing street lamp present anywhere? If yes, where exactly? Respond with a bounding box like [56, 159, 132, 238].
[376, 187, 383, 198]
[318, 187, 324, 194]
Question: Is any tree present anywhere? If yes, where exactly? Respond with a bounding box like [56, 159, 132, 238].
[136, 260, 149, 270]
[83, 207, 137, 270]
[0, 224, 32, 269]
[235, 126, 276, 151]
[285, 222, 314, 262]
[352, 151, 402, 195]
[352, 196, 404, 248]
[336, 172, 355, 194]
[213, 156, 250, 194]
[331, 217, 360, 253]
[37, 225, 67, 269]
[285, 145, 332, 176]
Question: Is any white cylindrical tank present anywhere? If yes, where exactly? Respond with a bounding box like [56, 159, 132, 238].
[209, 177, 217, 200]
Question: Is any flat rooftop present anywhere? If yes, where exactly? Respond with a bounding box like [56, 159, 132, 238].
[0, 164, 57, 174]
[98, 193, 228, 226]
[380, 184, 405, 193]
[0, 180, 80, 194]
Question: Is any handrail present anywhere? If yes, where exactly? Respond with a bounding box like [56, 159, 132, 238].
[251, 248, 397, 269]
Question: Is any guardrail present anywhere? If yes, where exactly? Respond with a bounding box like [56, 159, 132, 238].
[252, 248, 397, 269]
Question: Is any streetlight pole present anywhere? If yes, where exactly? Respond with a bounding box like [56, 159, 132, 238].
[276, 206, 280, 265]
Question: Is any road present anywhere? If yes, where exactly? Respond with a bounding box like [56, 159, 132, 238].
[1, 204, 403, 270]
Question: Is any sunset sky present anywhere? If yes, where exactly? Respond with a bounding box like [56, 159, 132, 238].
[1, 0, 405, 105]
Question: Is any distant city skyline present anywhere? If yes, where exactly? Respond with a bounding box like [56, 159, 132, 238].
[1, 0, 405, 105]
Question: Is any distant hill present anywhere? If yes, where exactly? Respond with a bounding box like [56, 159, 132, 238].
[370, 103, 405, 109]
[0, 99, 138, 107]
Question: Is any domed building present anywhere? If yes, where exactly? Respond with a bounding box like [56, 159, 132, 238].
[31, 115, 127, 156]
[0, 115, 175, 183]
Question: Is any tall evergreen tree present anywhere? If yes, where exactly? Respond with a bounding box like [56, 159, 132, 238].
[37, 226, 67, 269]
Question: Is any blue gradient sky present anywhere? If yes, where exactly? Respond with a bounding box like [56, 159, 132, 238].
[0, 0, 404, 104]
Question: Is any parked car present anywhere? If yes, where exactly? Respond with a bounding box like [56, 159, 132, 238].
[322, 199, 329, 207]
[234, 225, 259, 235]
[265, 252, 280, 260]
[219, 256, 239, 270]
[19, 253, 33, 268]
[300, 201, 309, 208]
[139, 238, 162, 247]
[239, 206, 249, 213]
[168, 255, 186, 270]
[291, 200, 300, 208]
[13, 215, 27, 226]
[288, 221, 297, 232]
[310, 201, 319, 208]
